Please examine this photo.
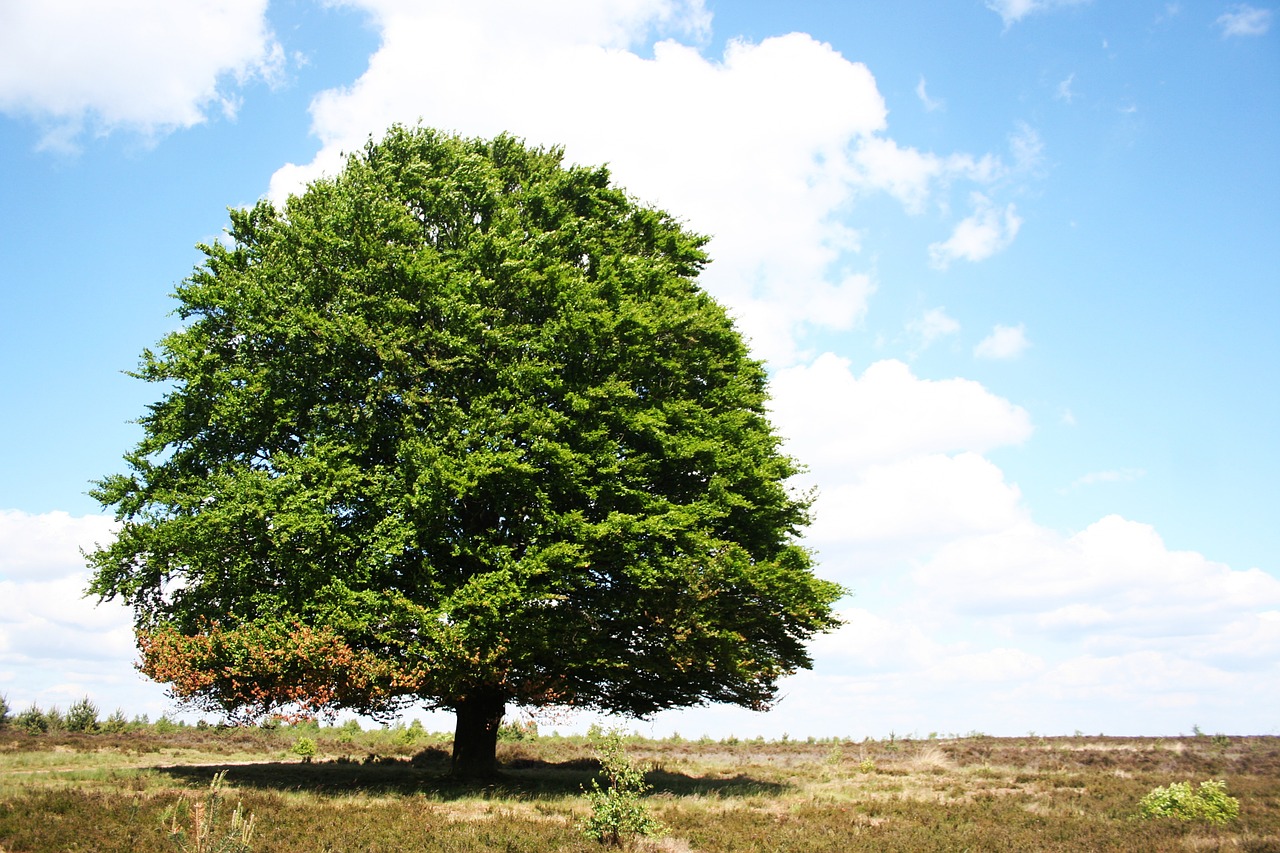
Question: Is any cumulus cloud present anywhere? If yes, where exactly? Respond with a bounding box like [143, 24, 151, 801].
[264, 0, 1020, 365]
[790, 513, 1280, 737]
[916, 515, 1280, 625]
[809, 452, 1026, 552]
[974, 323, 1030, 359]
[0, 0, 283, 149]
[0, 510, 161, 712]
[1216, 4, 1273, 36]
[771, 354, 1034, 477]
[850, 137, 1003, 215]
[929, 194, 1023, 268]
[767, 355, 1033, 571]
[0, 509, 116, 581]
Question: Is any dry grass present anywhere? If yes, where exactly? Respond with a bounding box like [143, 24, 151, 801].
[1, 729, 1278, 851]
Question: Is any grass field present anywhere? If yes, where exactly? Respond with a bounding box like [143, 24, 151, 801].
[1, 723, 1278, 851]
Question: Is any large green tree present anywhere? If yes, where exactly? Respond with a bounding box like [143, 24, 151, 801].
[88, 126, 843, 777]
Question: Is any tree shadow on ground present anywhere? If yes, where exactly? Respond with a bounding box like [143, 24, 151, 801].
[154, 749, 790, 800]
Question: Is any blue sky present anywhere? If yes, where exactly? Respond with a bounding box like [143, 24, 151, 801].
[1, 0, 1277, 738]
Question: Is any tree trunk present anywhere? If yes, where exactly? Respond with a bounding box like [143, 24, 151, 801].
[450, 693, 506, 778]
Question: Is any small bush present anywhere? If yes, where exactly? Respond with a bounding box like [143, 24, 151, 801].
[16, 703, 49, 734]
[0, 693, 9, 727]
[398, 719, 425, 745]
[579, 729, 664, 846]
[498, 718, 538, 742]
[100, 708, 129, 733]
[154, 714, 180, 735]
[43, 706, 65, 731]
[292, 737, 317, 763]
[1139, 780, 1240, 824]
[65, 696, 99, 732]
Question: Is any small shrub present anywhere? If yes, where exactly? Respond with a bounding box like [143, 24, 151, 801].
[579, 729, 665, 846]
[164, 770, 255, 852]
[16, 703, 49, 734]
[43, 706, 65, 731]
[398, 719, 425, 744]
[858, 758, 877, 774]
[1138, 780, 1240, 824]
[154, 714, 180, 735]
[100, 708, 129, 733]
[498, 718, 538, 741]
[0, 693, 8, 727]
[291, 737, 317, 763]
[65, 696, 99, 732]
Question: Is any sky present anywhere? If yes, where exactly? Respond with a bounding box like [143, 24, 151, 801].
[0, 0, 1277, 739]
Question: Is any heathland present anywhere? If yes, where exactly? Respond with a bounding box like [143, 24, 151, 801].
[1, 711, 1278, 851]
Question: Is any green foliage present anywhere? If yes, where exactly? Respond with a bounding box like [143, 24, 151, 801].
[164, 771, 255, 852]
[15, 703, 48, 734]
[0, 693, 7, 727]
[579, 729, 665, 846]
[65, 695, 100, 732]
[397, 719, 425, 745]
[1138, 780, 1240, 824]
[154, 714, 180, 735]
[43, 705, 65, 731]
[101, 708, 130, 733]
[498, 718, 539, 741]
[291, 736, 317, 763]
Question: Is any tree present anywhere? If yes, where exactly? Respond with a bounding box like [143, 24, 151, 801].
[87, 125, 843, 778]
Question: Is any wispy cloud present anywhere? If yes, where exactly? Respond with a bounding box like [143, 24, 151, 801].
[986, 0, 1092, 27]
[1065, 468, 1147, 491]
[916, 76, 944, 111]
[974, 323, 1030, 360]
[1216, 4, 1273, 36]
[907, 307, 961, 353]
[929, 194, 1024, 268]
[1055, 72, 1077, 103]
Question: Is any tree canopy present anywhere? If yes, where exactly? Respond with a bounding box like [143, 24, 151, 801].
[87, 126, 843, 776]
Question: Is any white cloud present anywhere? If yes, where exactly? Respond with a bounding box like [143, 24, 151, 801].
[915, 515, 1280, 626]
[929, 194, 1023, 268]
[0, 0, 283, 149]
[850, 137, 1002, 215]
[1216, 4, 1273, 36]
[986, 0, 1092, 27]
[974, 323, 1030, 359]
[0, 510, 169, 715]
[265, 1, 1021, 366]
[771, 354, 1034, 477]
[809, 452, 1026, 551]
[0, 509, 117, 581]
[778, 511, 1280, 737]
[275, 8, 891, 365]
